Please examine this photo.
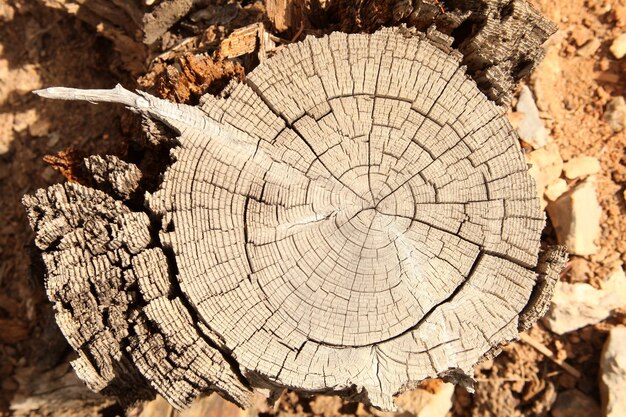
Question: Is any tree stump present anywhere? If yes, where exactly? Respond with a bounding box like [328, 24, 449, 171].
[24, 27, 562, 410]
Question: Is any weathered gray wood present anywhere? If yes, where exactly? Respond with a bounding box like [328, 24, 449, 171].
[518, 245, 569, 331]
[27, 28, 558, 411]
[328, 0, 557, 105]
[83, 155, 142, 200]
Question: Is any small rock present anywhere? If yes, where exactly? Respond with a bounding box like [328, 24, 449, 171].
[0, 112, 14, 155]
[12, 109, 37, 133]
[545, 179, 568, 201]
[577, 38, 602, 58]
[568, 257, 592, 283]
[570, 27, 593, 47]
[47, 133, 60, 148]
[551, 389, 601, 417]
[543, 266, 626, 334]
[309, 396, 344, 417]
[0, 2, 14, 22]
[394, 381, 454, 417]
[527, 143, 563, 205]
[180, 393, 249, 417]
[604, 97, 626, 133]
[28, 118, 51, 137]
[516, 86, 550, 149]
[532, 39, 563, 114]
[547, 176, 601, 256]
[600, 327, 626, 417]
[563, 155, 601, 179]
[610, 33, 626, 59]
[615, 6, 626, 28]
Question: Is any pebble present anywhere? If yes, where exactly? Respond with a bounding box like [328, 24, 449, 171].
[527, 143, 563, 205]
[568, 257, 592, 283]
[0, 112, 14, 155]
[0, 2, 14, 22]
[577, 38, 602, 58]
[570, 27, 593, 47]
[551, 389, 601, 417]
[600, 327, 626, 417]
[615, 6, 626, 28]
[604, 96, 626, 133]
[394, 381, 455, 417]
[543, 266, 626, 334]
[563, 155, 601, 179]
[546, 176, 601, 256]
[545, 179, 568, 201]
[12, 109, 38, 133]
[28, 118, 51, 137]
[516, 85, 550, 149]
[610, 33, 626, 59]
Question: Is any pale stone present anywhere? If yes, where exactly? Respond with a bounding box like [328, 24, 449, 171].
[395, 382, 454, 417]
[516, 86, 550, 149]
[610, 33, 626, 59]
[370, 381, 454, 417]
[0, 112, 14, 155]
[12, 109, 38, 133]
[600, 327, 626, 417]
[547, 176, 601, 256]
[28, 118, 51, 137]
[0, 2, 14, 23]
[543, 267, 626, 334]
[527, 143, 563, 204]
[563, 156, 601, 180]
[577, 38, 602, 58]
[532, 37, 564, 114]
[545, 179, 568, 201]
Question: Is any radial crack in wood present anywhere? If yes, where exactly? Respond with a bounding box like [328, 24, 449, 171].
[26, 28, 559, 411]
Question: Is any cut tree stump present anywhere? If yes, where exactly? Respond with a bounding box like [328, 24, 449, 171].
[24, 27, 565, 411]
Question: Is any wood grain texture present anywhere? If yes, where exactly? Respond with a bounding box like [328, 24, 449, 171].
[328, 0, 557, 105]
[26, 28, 559, 410]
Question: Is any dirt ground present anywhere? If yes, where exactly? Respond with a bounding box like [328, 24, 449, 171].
[0, 0, 625, 416]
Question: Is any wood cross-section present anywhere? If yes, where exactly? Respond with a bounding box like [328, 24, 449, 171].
[25, 27, 557, 411]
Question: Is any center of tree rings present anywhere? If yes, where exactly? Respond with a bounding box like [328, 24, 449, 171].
[146, 28, 543, 403]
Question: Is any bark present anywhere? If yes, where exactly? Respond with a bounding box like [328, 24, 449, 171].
[25, 28, 562, 411]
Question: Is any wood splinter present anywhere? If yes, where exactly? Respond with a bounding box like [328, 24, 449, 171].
[24, 28, 567, 411]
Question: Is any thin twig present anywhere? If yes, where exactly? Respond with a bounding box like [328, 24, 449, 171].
[519, 333, 582, 379]
[291, 19, 305, 43]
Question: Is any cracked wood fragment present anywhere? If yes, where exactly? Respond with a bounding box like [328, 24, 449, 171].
[25, 28, 559, 411]
[83, 155, 142, 200]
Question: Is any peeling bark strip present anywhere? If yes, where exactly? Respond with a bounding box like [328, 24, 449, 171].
[25, 28, 562, 410]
